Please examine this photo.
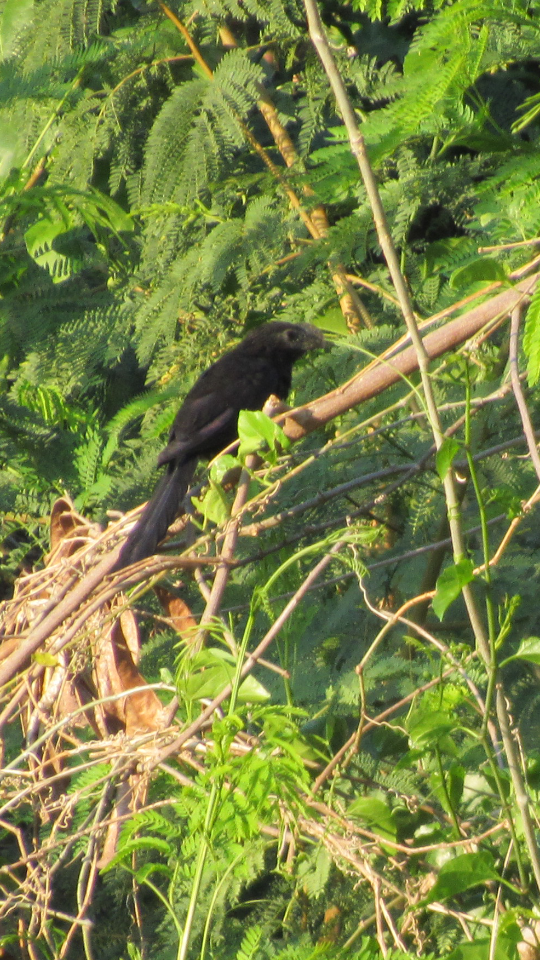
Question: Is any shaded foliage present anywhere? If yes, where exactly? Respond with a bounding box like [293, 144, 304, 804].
[2, 0, 540, 958]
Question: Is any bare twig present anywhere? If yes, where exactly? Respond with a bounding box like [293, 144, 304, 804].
[151, 540, 345, 767]
[196, 456, 256, 646]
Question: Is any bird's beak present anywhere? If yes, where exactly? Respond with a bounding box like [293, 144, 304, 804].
[315, 332, 334, 352]
[304, 324, 333, 351]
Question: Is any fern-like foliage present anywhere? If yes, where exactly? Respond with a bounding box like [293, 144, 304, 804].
[3, 0, 540, 955]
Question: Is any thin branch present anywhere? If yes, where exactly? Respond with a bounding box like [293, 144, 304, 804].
[279, 274, 539, 444]
[196, 456, 256, 645]
[509, 302, 540, 482]
[150, 541, 345, 767]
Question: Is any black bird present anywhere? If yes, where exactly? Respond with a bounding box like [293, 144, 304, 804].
[116, 322, 327, 569]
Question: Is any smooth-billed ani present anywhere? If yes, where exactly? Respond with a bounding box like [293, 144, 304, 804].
[116, 322, 327, 569]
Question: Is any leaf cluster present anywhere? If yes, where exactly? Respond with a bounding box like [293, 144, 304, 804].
[3, 0, 540, 957]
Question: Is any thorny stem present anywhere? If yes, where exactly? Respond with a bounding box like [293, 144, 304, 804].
[162, 2, 369, 329]
[159, 4, 332, 250]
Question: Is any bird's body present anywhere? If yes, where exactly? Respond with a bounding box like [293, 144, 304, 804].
[116, 322, 326, 569]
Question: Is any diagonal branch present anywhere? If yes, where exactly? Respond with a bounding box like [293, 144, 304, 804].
[1, 274, 537, 692]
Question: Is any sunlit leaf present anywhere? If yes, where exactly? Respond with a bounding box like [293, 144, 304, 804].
[348, 797, 397, 840]
[449, 258, 507, 290]
[424, 851, 498, 903]
[501, 636, 540, 668]
[237, 409, 289, 463]
[436, 437, 460, 481]
[177, 648, 270, 704]
[433, 558, 474, 620]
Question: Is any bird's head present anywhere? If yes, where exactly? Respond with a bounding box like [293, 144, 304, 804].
[243, 321, 330, 358]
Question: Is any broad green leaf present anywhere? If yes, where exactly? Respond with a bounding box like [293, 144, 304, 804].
[430, 764, 465, 815]
[432, 557, 474, 621]
[33, 651, 59, 667]
[408, 711, 455, 749]
[238, 410, 290, 463]
[313, 308, 349, 335]
[191, 482, 231, 526]
[178, 648, 270, 704]
[209, 454, 240, 483]
[436, 437, 460, 481]
[483, 767, 511, 802]
[449, 258, 507, 290]
[446, 938, 519, 960]
[348, 797, 397, 840]
[237, 409, 290, 462]
[424, 851, 498, 903]
[500, 636, 540, 668]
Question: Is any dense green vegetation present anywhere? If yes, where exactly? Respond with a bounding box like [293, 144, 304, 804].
[3, 0, 540, 957]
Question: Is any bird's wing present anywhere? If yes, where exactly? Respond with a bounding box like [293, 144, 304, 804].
[162, 355, 282, 465]
[157, 405, 235, 467]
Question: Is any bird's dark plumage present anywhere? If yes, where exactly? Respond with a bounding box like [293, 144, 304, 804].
[116, 322, 326, 569]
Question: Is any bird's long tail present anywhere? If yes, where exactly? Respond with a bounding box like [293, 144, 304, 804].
[115, 459, 196, 570]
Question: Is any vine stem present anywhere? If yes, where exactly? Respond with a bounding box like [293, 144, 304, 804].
[303, 0, 540, 892]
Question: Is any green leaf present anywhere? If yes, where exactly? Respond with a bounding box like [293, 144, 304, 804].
[408, 711, 455, 749]
[432, 558, 474, 621]
[424, 851, 499, 904]
[104, 837, 172, 871]
[209, 454, 240, 483]
[500, 636, 540, 668]
[191, 481, 231, 526]
[296, 846, 332, 898]
[135, 862, 171, 883]
[33, 651, 59, 667]
[79, 188, 134, 236]
[446, 937, 519, 960]
[177, 648, 270, 704]
[24, 217, 80, 282]
[436, 437, 460, 481]
[430, 764, 465, 815]
[348, 797, 397, 840]
[0, 0, 34, 61]
[449, 258, 507, 290]
[237, 409, 289, 463]
[313, 308, 349, 335]
[524, 282, 540, 387]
